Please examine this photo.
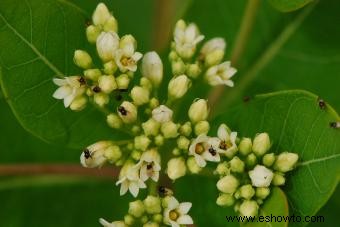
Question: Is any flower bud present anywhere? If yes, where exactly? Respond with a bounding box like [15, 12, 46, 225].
[94, 93, 109, 107]
[216, 193, 235, 207]
[118, 101, 137, 124]
[96, 32, 119, 62]
[194, 121, 210, 135]
[186, 63, 201, 78]
[143, 222, 159, 227]
[92, 3, 111, 26]
[249, 165, 273, 187]
[161, 121, 179, 138]
[152, 105, 173, 123]
[103, 17, 118, 32]
[131, 150, 142, 161]
[124, 214, 134, 225]
[200, 38, 226, 66]
[272, 172, 286, 186]
[84, 69, 101, 81]
[106, 113, 122, 129]
[131, 86, 150, 106]
[177, 136, 190, 150]
[252, 133, 271, 156]
[154, 135, 164, 146]
[149, 98, 159, 109]
[129, 200, 145, 218]
[171, 59, 186, 75]
[188, 99, 209, 123]
[143, 196, 161, 214]
[246, 153, 257, 168]
[239, 200, 259, 217]
[80, 141, 112, 168]
[103, 61, 118, 75]
[142, 51, 163, 87]
[142, 118, 160, 136]
[99, 219, 126, 227]
[116, 74, 130, 89]
[140, 216, 148, 224]
[140, 77, 153, 91]
[229, 156, 245, 173]
[134, 135, 151, 151]
[238, 138, 252, 156]
[86, 25, 101, 43]
[179, 122, 192, 136]
[120, 34, 137, 50]
[74, 50, 92, 69]
[274, 152, 298, 172]
[98, 75, 117, 94]
[187, 156, 202, 174]
[172, 148, 181, 156]
[152, 214, 163, 223]
[263, 153, 276, 167]
[217, 175, 239, 193]
[167, 157, 186, 180]
[104, 145, 122, 163]
[255, 187, 270, 199]
[215, 162, 229, 176]
[239, 184, 255, 199]
[168, 50, 178, 61]
[70, 96, 87, 111]
[132, 125, 141, 135]
[168, 75, 191, 99]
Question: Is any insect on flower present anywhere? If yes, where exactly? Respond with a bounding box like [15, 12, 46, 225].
[92, 86, 101, 93]
[318, 97, 326, 109]
[118, 106, 127, 116]
[83, 149, 92, 159]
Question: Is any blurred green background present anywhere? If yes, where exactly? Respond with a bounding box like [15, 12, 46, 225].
[0, 0, 339, 226]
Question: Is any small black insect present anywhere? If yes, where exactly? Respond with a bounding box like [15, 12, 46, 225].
[158, 186, 173, 197]
[208, 146, 217, 156]
[243, 96, 251, 103]
[118, 106, 127, 116]
[85, 19, 92, 27]
[330, 122, 339, 129]
[318, 98, 326, 109]
[92, 86, 101, 93]
[78, 77, 86, 85]
[83, 149, 92, 159]
[146, 163, 153, 170]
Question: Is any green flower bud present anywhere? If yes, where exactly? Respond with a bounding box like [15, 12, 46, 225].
[143, 222, 159, 227]
[272, 172, 286, 186]
[84, 69, 101, 81]
[161, 121, 179, 138]
[252, 133, 271, 156]
[132, 125, 141, 135]
[131, 150, 142, 161]
[169, 50, 179, 61]
[140, 215, 148, 224]
[188, 99, 209, 123]
[94, 93, 109, 107]
[103, 16, 118, 32]
[177, 136, 190, 150]
[86, 25, 101, 43]
[141, 52, 163, 87]
[140, 77, 153, 91]
[179, 122, 192, 136]
[142, 118, 160, 136]
[239, 200, 259, 217]
[152, 214, 163, 223]
[134, 135, 151, 151]
[194, 120, 210, 135]
[205, 50, 224, 66]
[154, 135, 164, 146]
[98, 75, 117, 94]
[118, 101, 137, 124]
[186, 63, 201, 78]
[216, 175, 239, 193]
[143, 196, 161, 214]
[149, 98, 159, 109]
[104, 145, 122, 163]
[106, 113, 122, 129]
[92, 3, 111, 26]
[172, 148, 181, 156]
[116, 74, 130, 89]
[238, 138, 252, 156]
[124, 214, 134, 225]
[131, 86, 150, 106]
[187, 156, 202, 174]
[103, 61, 118, 75]
[74, 50, 92, 69]
[216, 193, 235, 207]
[215, 162, 230, 176]
[167, 157, 186, 180]
[255, 187, 270, 199]
[246, 153, 257, 168]
[239, 184, 255, 199]
[171, 59, 186, 75]
[274, 152, 299, 172]
[70, 96, 87, 111]
[168, 75, 191, 99]
[263, 153, 276, 167]
[229, 156, 245, 173]
[129, 200, 145, 218]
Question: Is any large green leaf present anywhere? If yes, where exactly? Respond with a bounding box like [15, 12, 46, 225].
[214, 90, 340, 226]
[267, 0, 314, 12]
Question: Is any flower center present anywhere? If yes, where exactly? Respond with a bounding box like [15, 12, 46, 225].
[121, 57, 134, 66]
[195, 143, 205, 155]
[219, 140, 233, 150]
[169, 210, 179, 221]
[146, 163, 153, 170]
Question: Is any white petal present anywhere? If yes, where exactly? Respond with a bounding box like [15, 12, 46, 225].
[129, 182, 139, 197]
[53, 78, 67, 86]
[178, 202, 192, 214]
[63, 94, 75, 107]
[230, 132, 238, 142]
[151, 171, 159, 182]
[168, 196, 180, 210]
[177, 215, 193, 225]
[119, 181, 129, 195]
[170, 220, 180, 227]
[53, 86, 72, 99]
[217, 124, 228, 140]
[194, 154, 206, 167]
[133, 52, 143, 61]
[140, 165, 149, 182]
[224, 80, 234, 87]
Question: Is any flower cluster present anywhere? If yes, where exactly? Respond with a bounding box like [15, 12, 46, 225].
[52, 2, 299, 225]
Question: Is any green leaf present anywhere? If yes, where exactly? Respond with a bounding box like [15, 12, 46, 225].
[267, 0, 314, 12]
[214, 90, 340, 226]
[242, 187, 289, 227]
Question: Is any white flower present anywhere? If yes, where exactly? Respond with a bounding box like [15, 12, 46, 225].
[53, 76, 86, 108]
[200, 37, 226, 66]
[217, 124, 238, 156]
[116, 162, 146, 197]
[249, 165, 274, 187]
[189, 134, 221, 167]
[173, 20, 204, 59]
[99, 218, 126, 227]
[115, 35, 143, 72]
[80, 141, 112, 168]
[135, 149, 161, 182]
[96, 32, 120, 62]
[205, 61, 237, 86]
[142, 51, 163, 86]
[164, 196, 193, 227]
[152, 105, 173, 123]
